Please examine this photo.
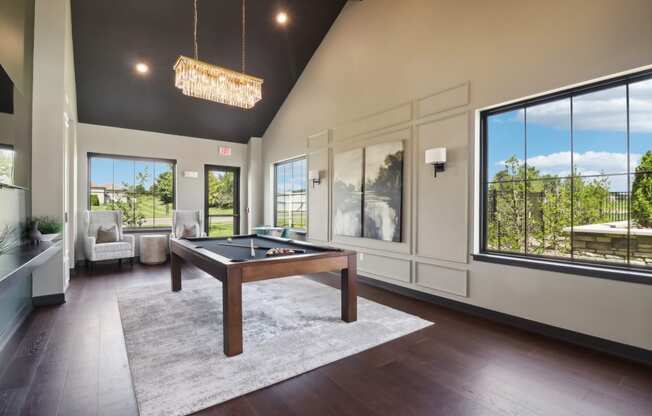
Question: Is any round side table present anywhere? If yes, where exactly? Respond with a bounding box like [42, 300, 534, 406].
[139, 235, 168, 265]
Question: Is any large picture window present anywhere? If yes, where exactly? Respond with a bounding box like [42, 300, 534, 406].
[480, 70, 652, 276]
[274, 157, 307, 230]
[88, 154, 176, 229]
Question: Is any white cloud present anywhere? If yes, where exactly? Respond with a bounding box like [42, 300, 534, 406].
[497, 151, 636, 191]
[513, 79, 652, 133]
[524, 151, 639, 176]
[498, 150, 640, 175]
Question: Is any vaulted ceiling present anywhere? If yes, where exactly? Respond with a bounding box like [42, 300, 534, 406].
[71, 0, 347, 143]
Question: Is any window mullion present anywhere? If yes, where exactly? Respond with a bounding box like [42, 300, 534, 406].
[524, 108, 528, 255]
[570, 96, 574, 260]
[626, 83, 631, 265]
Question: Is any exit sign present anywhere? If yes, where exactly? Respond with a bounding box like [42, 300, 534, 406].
[219, 146, 232, 156]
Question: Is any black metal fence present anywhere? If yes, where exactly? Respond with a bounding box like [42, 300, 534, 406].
[487, 191, 629, 223]
[602, 192, 629, 222]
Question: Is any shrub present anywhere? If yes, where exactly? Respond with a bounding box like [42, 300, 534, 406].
[632, 151, 652, 228]
[90, 194, 100, 206]
[32, 216, 63, 234]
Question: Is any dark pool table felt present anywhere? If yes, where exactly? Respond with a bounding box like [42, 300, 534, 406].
[183, 236, 329, 261]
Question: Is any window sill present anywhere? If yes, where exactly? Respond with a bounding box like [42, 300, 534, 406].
[472, 252, 651, 286]
[124, 228, 172, 234]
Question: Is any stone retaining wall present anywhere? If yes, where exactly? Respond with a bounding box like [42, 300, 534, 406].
[572, 232, 652, 266]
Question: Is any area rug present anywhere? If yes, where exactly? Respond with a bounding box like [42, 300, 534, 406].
[117, 276, 433, 416]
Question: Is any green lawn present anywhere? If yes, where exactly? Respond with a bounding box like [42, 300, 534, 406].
[276, 210, 306, 229]
[91, 194, 172, 227]
[208, 207, 233, 216]
[208, 222, 233, 237]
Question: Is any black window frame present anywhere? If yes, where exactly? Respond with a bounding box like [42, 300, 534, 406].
[475, 68, 652, 285]
[204, 164, 241, 237]
[273, 156, 307, 231]
[87, 152, 177, 232]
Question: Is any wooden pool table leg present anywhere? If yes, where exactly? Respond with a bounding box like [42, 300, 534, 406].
[171, 252, 182, 292]
[223, 269, 243, 357]
[341, 254, 357, 323]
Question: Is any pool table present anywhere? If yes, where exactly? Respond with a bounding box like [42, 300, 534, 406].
[169, 234, 357, 357]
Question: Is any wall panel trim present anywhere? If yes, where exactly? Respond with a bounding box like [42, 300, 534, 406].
[355, 274, 652, 366]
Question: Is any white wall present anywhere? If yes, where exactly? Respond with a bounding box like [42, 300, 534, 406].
[31, 0, 76, 297]
[75, 123, 250, 260]
[246, 137, 263, 233]
[262, 0, 652, 350]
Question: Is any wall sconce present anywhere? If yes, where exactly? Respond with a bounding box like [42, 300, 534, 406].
[425, 148, 446, 177]
[308, 170, 322, 187]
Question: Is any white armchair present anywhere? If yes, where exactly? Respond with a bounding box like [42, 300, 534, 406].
[83, 210, 135, 270]
[171, 210, 207, 238]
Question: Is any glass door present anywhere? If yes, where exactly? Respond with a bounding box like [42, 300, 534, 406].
[205, 165, 240, 237]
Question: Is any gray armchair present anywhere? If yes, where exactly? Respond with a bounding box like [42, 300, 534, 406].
[82, 210, 135, 270]
[171, 210, 207, 238]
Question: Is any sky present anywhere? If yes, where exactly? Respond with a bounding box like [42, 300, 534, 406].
[487, 78, 652, 192]
[90, 157, 172, 190]
[275, 157, 307, 194]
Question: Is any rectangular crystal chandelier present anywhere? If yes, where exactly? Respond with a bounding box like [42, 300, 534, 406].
[174, 55, 263, 110]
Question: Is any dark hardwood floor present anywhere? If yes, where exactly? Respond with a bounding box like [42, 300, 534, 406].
[0, 262, 650, 415]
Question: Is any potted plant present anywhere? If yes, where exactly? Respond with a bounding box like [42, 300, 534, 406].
[27, 216, 63, 242]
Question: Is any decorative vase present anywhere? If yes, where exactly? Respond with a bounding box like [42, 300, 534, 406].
[27, 221, 43, 245]
[40, 233, 61, 242]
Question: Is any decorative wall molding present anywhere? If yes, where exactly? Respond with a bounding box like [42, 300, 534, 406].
[307, 148, 330, 242]
[356, 274, 652, 366]
[308, 81, 472, 298]
[307, 129, 332, 149]
[332, 126, 411, 152]
[415, 112, 469, 264]
[334, 102, 413, 141]
[416, 82, 470, 119]
[415, 262, 468, 297]
[359, 253, 411, 283]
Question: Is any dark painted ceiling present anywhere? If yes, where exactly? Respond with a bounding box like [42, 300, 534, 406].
[71, 0, 347, 143]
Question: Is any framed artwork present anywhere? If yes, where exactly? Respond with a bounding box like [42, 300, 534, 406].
[333, 148, 363, 237]
[333, 141, 404, 242]
[364, 141, 403, 242]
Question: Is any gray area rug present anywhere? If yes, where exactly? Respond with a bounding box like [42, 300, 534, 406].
[117, 276, 433, 416]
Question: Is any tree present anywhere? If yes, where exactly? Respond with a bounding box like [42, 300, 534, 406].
[89, 194, 100, 207]
[632, 150, 652, 228]
[527, 176, 572, 255]
[487, 155, 610, 256]
[364, 150, 403, 241]
[134, 165, 151, 194]
[115, 196, 145, 227]
[154, 171, 174, 214]
[116, 174, 147, 227]
[487, 156, 527, 252]
[209, 172, 234, 209]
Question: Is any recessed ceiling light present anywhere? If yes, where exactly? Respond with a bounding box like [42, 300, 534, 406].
[135, 63, 149, 74]
[276, 11, 289, 25]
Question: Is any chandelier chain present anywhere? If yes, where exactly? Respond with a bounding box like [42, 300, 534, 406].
[242, 0, 246, 74]
[193, 0, 198, 59]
